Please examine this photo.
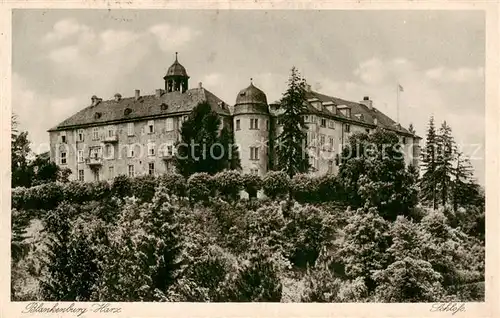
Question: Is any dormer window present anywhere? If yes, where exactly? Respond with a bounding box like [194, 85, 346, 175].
[94, 112, 102, 119]
[161, 103, 168, 111]
[124, 108, 132, 116]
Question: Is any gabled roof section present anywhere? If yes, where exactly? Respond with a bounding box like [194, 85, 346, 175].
[304, 90, 419, 138]
[48, 87, 231, 131]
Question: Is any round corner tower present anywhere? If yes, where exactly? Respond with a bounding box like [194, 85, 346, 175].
[233, 81, 271, 176]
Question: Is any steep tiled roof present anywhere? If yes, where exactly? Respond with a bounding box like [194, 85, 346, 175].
[305, 91, 418, 138]
[49, 87, 230, 131]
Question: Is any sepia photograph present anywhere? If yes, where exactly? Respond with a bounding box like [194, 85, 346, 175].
[7, 6, 491, 313]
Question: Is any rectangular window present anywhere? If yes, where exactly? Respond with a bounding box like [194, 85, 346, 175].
[250, 118, 259, 130]
[148, 120, 154, 134]
[304, 115, 310, 123]
[328, 137, 334, 148]
[335, 154, 340, 166]
[77, 150, 84, 163]
[89, 147, 102, 159]
[60, 132, 66, 143]
[311, 116, 317, 124]
[250, 147, 259, 160]
[166, 144, 173, 156]
[402, 137, 407, 144]
[127, 145, 135, 158]
[320, 134, 326, 146]
[165, 118, 174, 131]
[250, 168, 259, 175]
[320, 118, 327, 127]
[148, 142, 155, 156]
[148, 162, 155, 176]
[60, 151, 67, 165]
[77, 129, 84, 142]
[109, 166, 114, 179]
[94, 170, 99, 181]
[107, 126, 115, 138]
[328, 120, 335, 129]
[78, 169, 84, 181]
[266, 120, 269, 131]
[127, 122, 134, 136]
[92, 127, 99, 140]
[236, 119, 241, 131]
[128, 165, 135, 178]
[344, 124, 351, 133]
[105, 144, 114, 158]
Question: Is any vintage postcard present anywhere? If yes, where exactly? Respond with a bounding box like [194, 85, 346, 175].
[1, 1, 498, 317]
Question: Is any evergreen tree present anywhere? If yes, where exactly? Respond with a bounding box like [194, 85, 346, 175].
[275, 67, 310, 177]
[174, 102, 239, 177]
[420, 116, 438, 209]
[12, 116, 33, 187]
[435, 121, 455, 206]
[451, 151, 476, 212]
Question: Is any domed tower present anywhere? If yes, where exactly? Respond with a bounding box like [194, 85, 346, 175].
[164, 52, 189, 93]
[233, 80, 271, 176]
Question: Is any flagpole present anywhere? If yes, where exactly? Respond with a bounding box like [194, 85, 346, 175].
[396, 84, 400, 124]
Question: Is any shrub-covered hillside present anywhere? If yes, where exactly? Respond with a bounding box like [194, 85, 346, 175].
[11, 170, 485, 302]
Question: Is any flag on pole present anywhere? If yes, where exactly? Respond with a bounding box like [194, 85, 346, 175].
[398, 84, 404, 92]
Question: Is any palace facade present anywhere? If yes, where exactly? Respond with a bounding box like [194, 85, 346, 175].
[48, 55, 420, 182]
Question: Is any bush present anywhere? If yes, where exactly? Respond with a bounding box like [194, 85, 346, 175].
[131, 175, 157, 202]
[317, 174, 341, 202]
[241, 173, 262, 199]
[290, 173, 319, 203]
[159, 173, 186, 197]
[213, 170, 243, 201]
[283, 205, 336, 268]
[262, 171, 290, 199]
[111, 175, 133, 198]
[187, 173, 213, 203]
[15, 182, 64, 211]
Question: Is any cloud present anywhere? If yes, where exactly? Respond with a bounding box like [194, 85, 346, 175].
[42, 18, 89, 43]
[148, 24, 199, 52]
[12, 73, 79, 153]
[321, 57, 484, 183]
[425, 66, 484, 83]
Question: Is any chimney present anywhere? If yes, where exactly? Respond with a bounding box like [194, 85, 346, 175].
[198, 82, 203, 89]
[91, 95, 98, 107]
[114, 93, 122, 102]
[155, 89, 162, 98]
[135, 89, 140, 101]
[360, 96, 373, 110]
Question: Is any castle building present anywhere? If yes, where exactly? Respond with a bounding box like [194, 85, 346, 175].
[48, 55, 420, 182]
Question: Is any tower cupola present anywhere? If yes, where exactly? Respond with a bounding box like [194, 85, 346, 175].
[234, 79, 269, 115]
[164, 52, 190, 93]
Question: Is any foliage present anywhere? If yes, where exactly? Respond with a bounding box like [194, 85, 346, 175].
[373, 257, 444, 302]
[174, 101, 240, 177]
[283, 205, 336, 268]
[290, 173, 319, 203]
[158, 172, 186, 197]
[420, 116, 439, 209]
[275, 67, 310, 177]
[213, 170, 243, 201]
[262, 171, 290, 199]
[131, 175, 157, 202]
[241, 173, 262, 199]
[187, 173, 213, 203]
[338, 129, 418, 220]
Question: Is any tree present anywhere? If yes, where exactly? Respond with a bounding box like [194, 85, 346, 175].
[435, 121, 455, 206]
[174, 102, 239, 177]
[12, 114, 33, 187]
[275, 67, 310, 177]
[338, 129, 418, 220]
[420, 116, 439, 209]
[219, 125, 241, 171]
[450, 151, 476, 212]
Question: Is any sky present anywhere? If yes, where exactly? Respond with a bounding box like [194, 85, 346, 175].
[12, 9, 485, 184]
